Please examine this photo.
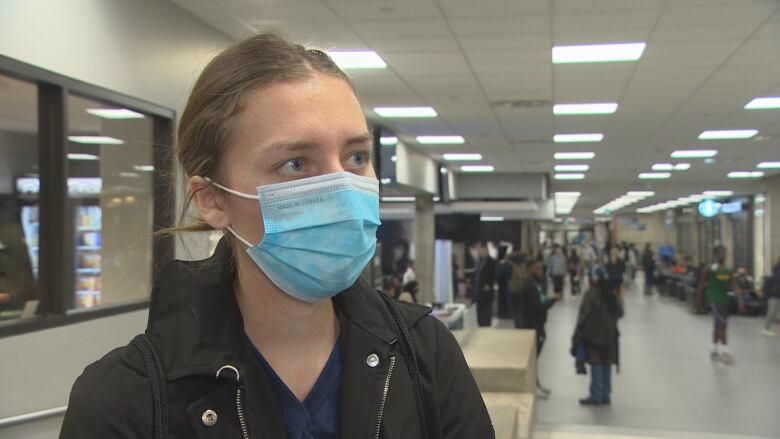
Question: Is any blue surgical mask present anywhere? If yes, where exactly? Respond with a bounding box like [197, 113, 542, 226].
[206, 172, 381, 302]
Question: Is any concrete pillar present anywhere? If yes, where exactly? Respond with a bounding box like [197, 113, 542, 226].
[768, 175, 780, 269]
[414, 194, 435, 304]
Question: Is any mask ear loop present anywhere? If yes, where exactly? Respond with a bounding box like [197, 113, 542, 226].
[202, 177, 259, 248]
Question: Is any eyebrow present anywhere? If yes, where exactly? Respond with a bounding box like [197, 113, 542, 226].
[264, 132, 373, 153]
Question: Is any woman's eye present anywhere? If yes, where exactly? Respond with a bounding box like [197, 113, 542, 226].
[346, 151, 370, 168]
[282, 158, 305, 174]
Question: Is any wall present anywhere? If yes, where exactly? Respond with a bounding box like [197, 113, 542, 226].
[614, 212, 675, 248]
[0, 0, 229, 435]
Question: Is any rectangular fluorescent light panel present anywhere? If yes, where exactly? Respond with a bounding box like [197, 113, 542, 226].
[703, 191, 733, 197]
[652, 163, 674, 171]
[417, 135, 465, 144]
[745, 97, 780, 110]
[555, 152, 595, 160]
[671, 150, 717, 158]
[698, 129, 758, 140]
[553, 103, 618, 115]
[380, 136, 398, 146]
[374, 107, 437, 118]
[555, 192, 582, 198]
[757, 161, 780, 169]
[327, 51, 386, 69]
[554, 164, 589, 172]
[480, 216, 504, 222]
[443, 153, 482, 161]
[381, 196, 415, 202]
[133, 165, 155, 172]
[639, 172, 671, 179]
[461, 165, 495, 172]
[67, 153, 99, 161]
[554, 133, 604, 143]
[552, 42, 646, 64]
[728, 171, 764, 178]
[86, 108, 145, 119]
[68, 135, 124, 145]
[554, 173, 585, 180]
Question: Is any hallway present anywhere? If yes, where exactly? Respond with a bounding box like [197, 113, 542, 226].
[527, 273, 780, 438]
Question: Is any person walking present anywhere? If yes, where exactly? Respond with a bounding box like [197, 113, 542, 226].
[516, 259, 562, 397]
[581, 242, 597, 287]
[642, 243, 656, 295]
[474, 242, 497, 327]
[761, 258, 780, 336]
[60, 33, 493, 439]
[568, 248, 581, 296]
[697, 246, 744, 364]
[495, 245, 513, 319]
[572, 267, 622, 406]
[606, 248, 626, 302]
[548, 244, 567, 298]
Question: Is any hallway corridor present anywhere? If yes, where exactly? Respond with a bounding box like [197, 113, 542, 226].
[528, 273, 780, 439]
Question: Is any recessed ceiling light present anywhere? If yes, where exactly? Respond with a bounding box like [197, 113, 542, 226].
[119, 172, 141, 178]
[552, 42, 646, 64]
[67, 153, 99, 161]
[554, 173, 585, 180]
[638, 172, 671, 179]
[374, 106, 437, 118]
[380, 136, 398, 146]
[440, 167, 448, 174]
[417, 135, 465, 144]
[68, 135, 124, 144]
[443, 153, 482, 161]
[86, 108, 145, 119]
[133, 165, 154, 172]
[674, 163, 691, 170]
[381, 196, 415, 202]
[553, 103, 618, 115]
[380, 178, 392, 185]
[327, 50, 387, 69]
[461, 165, 495, 172]
[555, 191, 582, 197]
[480, 216, 504, 222]
[745, 97, 780, 110]
[391, 155, 397, 162]
[671, 150, 717, 158]
[554, 164, 589, 171]
[652, 163, 674, 171]
[727, 171, 764, 179]
[627, 191, 655, 197]
[698, 129, 758, 140]
[555, 152, 595, 160]
[757, 161, 780, 169]
[554, 133, 604, 143]
[703, 191, 733, 197]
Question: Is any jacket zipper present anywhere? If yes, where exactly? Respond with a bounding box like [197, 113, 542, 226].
[373, 356, 396, 439]
[236, 387, 250, 439]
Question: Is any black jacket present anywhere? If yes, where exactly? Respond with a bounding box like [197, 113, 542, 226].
[573, 283, 622, 366]
[516, 277, 555, 330]
[60, 240, 494, 439]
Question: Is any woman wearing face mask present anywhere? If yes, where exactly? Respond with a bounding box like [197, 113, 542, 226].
[59, 34, 493, 439]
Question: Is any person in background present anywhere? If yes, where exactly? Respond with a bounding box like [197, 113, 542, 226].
[474, 242, 497, 327]
[762, 258, 780, 336]
[572, 266, 622, 406]
[548, 244, 567, 298]
[642, 243, 656, 295]
[507, 251, 529, 329]
[626, 242, 638, 281]
[517, 259, 562, 397]
[606, 248, 626, 302]
[568, 248, 581, 296]
[495, 245, 513, 319]
[581, 242, 598, 287]
[402, 260, 416, 286]
[697, 245, 743, 364]
[398, 280, 418, 304]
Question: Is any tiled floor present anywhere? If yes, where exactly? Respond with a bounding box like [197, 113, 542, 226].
[523, 272, 780, 439]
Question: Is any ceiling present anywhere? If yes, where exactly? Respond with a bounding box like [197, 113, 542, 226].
[176, 0, 780, 214]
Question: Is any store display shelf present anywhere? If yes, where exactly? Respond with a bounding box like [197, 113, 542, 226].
[76, 268, 101, 274]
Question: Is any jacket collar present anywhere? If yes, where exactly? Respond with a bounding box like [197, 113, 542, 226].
[145, 237, 430, 380]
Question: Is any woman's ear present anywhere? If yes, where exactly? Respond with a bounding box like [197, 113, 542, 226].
[189, 176, 231, 229]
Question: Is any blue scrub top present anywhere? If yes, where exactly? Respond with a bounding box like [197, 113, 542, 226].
[249, 339, 342, 439]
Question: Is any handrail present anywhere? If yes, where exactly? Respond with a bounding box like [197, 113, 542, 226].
[0, 406, 67, 429]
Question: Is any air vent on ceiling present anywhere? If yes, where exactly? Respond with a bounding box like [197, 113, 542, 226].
[491, 99, 551, 110]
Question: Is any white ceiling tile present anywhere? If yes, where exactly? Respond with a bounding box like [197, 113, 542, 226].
[553, 9, 661, 34]
[657, 2, 777, 28]
[554, 0, 667, 13]
[226, 1, 340, 22]
[448, 16, 550, 36]
[440, 0, 550, 17]
[553, 29, 651, 45]
[325, 0, 441, 21]
[363, 36, 460, 53]
[349, 19, 450, 38]
[651, 24, 757, 43]
[457, 34, 549, 51]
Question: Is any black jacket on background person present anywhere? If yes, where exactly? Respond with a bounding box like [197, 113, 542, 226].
[59, 239, 494, 439]
[573, 281, 623, 367]
[516, 277, 555, 331]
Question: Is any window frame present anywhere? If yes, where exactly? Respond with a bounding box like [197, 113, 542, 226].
[0, 54, 175, 338]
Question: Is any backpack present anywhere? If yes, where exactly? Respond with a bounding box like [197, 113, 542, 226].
[509, 262, 528, 294]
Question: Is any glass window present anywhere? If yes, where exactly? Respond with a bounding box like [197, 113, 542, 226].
[0, 74, 40, 322]
[67, 94, 154, 310]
